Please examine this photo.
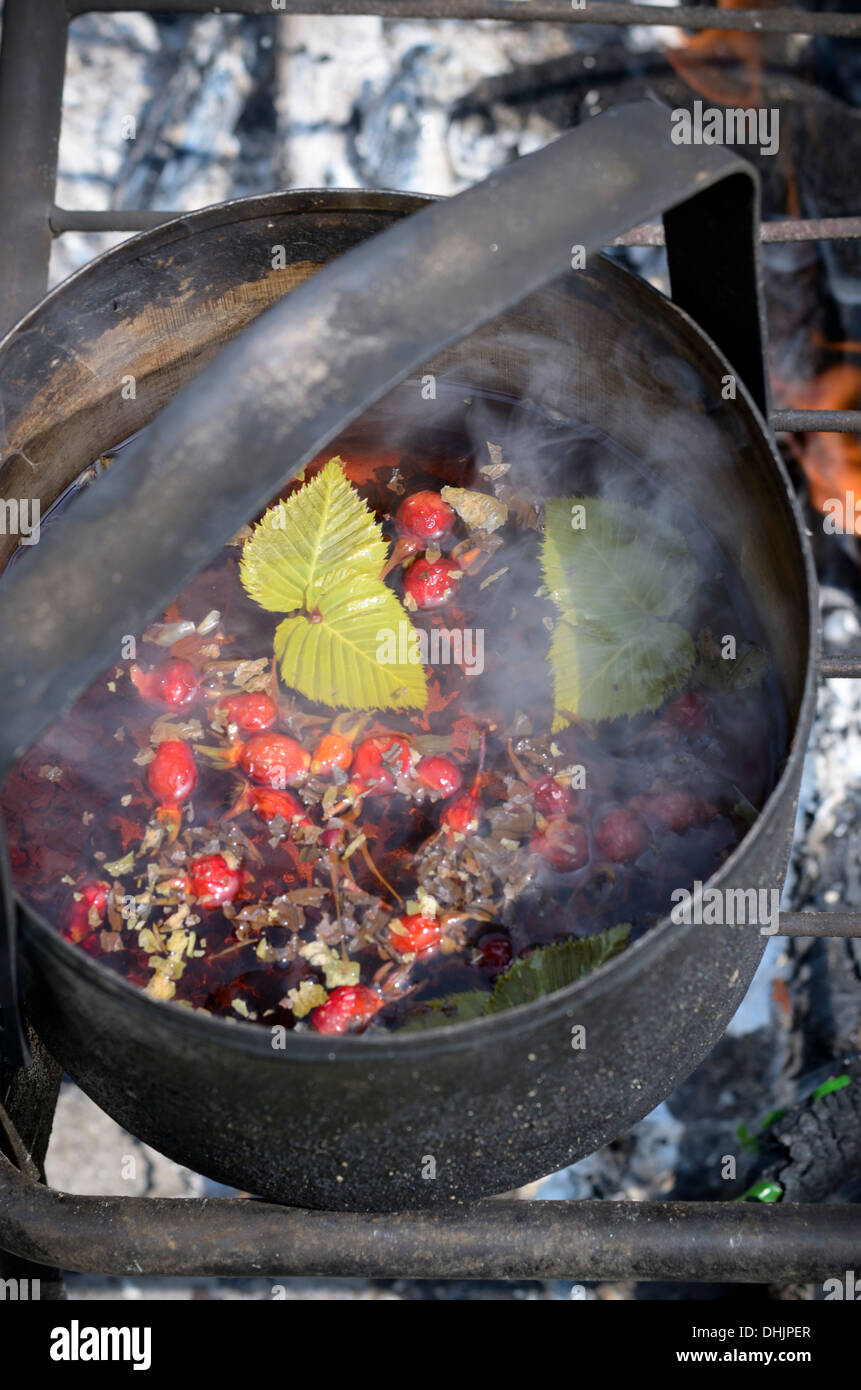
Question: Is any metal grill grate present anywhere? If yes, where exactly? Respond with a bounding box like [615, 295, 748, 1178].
[1, 0, 861, 1290]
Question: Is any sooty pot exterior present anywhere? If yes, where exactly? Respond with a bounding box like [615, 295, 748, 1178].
[1, 192, 815, 1209]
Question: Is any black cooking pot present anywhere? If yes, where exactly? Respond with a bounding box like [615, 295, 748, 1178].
[0, 103, 816, 1209]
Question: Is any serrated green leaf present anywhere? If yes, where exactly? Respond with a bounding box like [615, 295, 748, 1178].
[240, 458, 428, 712]
[274, 570, 428, 710]
[399, 990, 489, 1032]
[693, 627, 768, 691]
[541, 497, 697, 727]
[543, 497, 697, 624]
[240, 457, 388, 613]
[399, 926, 630, 1032]
[549, 614, 695, 728]
[485, 924, 630, 1012]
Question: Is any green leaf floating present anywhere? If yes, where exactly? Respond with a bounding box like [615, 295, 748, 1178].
[401, 924, 630, 1031]
[399, 989, 489, 1032]
[541, 497, 697, 728]
[693, 627, 768, 691]
[485, 923, 630, 1012]
[240, 458, 428, 711]
[272, 576, 428, 711]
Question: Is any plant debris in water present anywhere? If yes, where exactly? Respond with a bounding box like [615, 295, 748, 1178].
[3, 401, 781, 1036]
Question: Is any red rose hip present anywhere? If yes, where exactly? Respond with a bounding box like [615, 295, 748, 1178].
[131, 658, 199, 709]
[187, 853, 241, 908]
[396, 490, 456, 543]
[351, 734, 412, 793]
[403, 556, 461, 610]
[389, 912, 445, 958]
[63, 879, 110, 944]
[310, 732, 353, 776]
[240, 733, 310, 788]
[633, 789, 697, 834]
[440, 790, 481, 839]
[532, 775, 572, 817]
[530, 818, 588, 872]
[147, 739, 197, 804]
[250, 787, 310, 827]
[415, 754, 463, 797]
[665, 689, 707, 731]
[477, 932, 513, 973]
[594, 808, 649, 863]
[219, 691, 277, 733]
[310, 985, 383, 1035]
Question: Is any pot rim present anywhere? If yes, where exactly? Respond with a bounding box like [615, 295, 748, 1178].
[7, 189, 819, 1059]
[0, 189, 432, 360]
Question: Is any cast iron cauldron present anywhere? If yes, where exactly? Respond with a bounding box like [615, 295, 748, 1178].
[0, 103, 816, 1209]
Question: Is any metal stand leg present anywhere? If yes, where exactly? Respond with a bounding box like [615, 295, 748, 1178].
[0, 0, 68, 332]
[0, 1024, 64, 1298]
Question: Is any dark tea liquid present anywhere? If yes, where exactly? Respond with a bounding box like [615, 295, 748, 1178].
[2, 382, 788, 1032]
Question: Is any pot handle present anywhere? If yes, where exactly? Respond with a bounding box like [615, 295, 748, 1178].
[0, 98, 765, 1068]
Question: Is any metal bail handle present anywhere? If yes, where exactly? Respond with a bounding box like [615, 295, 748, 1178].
[0, 99, 766, 1069]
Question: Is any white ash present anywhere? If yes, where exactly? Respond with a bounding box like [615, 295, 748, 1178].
[787, 585, 861, 916]
[50, 11, 583, 286]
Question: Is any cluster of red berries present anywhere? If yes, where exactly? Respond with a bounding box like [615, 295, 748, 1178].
[122, 657, 476, 990]
[308, 912, 519, 1033]
[396, 490, 463, 610]
[527, 689, 715, 873]
[70, 487, 719, 1035]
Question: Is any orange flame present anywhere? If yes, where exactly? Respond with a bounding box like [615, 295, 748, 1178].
[662, 1, 800, 214]
[664, 0, 764, 106]
[778, 363, 861, 528]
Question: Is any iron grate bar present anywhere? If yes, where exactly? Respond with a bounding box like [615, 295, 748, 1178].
[0, 1144, 858, 1281]
[780, 912, 861, 938]
[615, 216, 861, 247]
[771, 410, 861, 435]
[54, 210, 861, 244]
[50, 207, 186, 234]
[68, 1, 861, 41]
[819, 654, 861, 679]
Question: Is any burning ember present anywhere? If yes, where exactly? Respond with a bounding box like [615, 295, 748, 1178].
[777, 361, 861, 529]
